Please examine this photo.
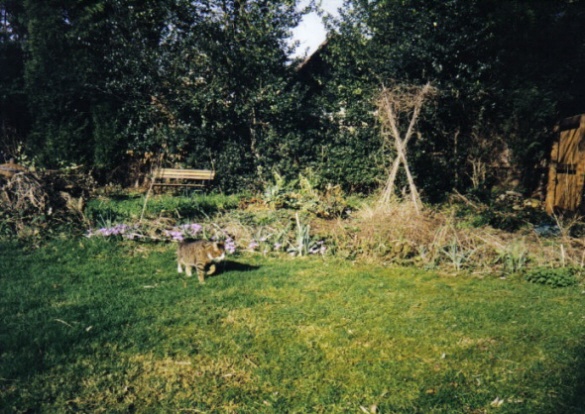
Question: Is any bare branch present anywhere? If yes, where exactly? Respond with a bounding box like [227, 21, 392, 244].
[376, 81, 437, 211]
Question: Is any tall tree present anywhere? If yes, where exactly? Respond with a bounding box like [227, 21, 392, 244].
[102, 0, 307, 190]
[24, 0, 90, 166]
[128, 0, 307, 191]
[17, 0, 306, 190]
[22, 0, 172, 173]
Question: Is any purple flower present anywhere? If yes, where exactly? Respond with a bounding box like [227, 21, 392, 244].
[87, 223, 135, 239]
[248, 240, 259, 251]
[164, 229, 184, 241]
[163, 223, 201, 241]
[180, 223, 202, 237]
[225, 237, 236, 254]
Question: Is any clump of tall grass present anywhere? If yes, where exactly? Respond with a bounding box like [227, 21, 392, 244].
[327, 198, 585, 276]
[348, 200, 489, 270]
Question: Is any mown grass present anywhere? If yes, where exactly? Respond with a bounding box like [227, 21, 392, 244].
[1, 239, 585, 413]
[85, 192, 241, 224]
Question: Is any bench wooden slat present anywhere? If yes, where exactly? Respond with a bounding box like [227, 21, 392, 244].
[154, 168, 214, 174]
[157, 171, 213, 175]
[155, 174, 214, 180]
[153, 183, 206, 187]
[154, 169, 214, 178]
[152, 168, 215, 188]
[155, 172, 215, 179]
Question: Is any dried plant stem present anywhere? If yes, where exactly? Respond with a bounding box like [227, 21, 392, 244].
[140, 155, 164, 223]
[140, 180, 154, 223]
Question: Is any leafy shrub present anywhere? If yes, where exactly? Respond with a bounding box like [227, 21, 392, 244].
[524, 267, 578, 288]
[262, 171, 353, 219]
[452, 191, 550, 232]
[496, 240, 529, 273]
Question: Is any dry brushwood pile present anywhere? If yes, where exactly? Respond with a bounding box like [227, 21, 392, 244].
[0, 166, 95, 236]
[0, 172, 47, 216]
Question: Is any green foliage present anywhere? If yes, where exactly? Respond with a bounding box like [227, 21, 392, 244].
[453, 191, 550, 232]
[497, 240, 529, 274]
[285, 212, 326, 256]
[98, 0, 307, 190]
[3, 0, 309, 189]
[3, 0, 585, 195]
[321, 0, 585, 197]
[23, 0, 94, 167]
[317, 126, 384, 193]
[262, 170, 354, 218]
[0, 1, 29, 163]
[0, 206, 20, 238]
[441, 238, 476, 272]
[525, 267, 579, 288]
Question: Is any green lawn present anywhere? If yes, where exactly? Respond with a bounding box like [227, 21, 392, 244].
[1, 239, 585, 413]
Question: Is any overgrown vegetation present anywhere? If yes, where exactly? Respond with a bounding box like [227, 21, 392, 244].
[0, 168, 94, 239]
[3, 166, 584, 276]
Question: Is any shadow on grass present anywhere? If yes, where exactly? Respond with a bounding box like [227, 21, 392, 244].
[221, 259, 260, 273]
[563, 345, 585, 413]
[411, 344, 585, 414]
[202, 260, 260, 282]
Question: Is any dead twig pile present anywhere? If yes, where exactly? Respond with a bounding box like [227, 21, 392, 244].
[0, 168, 96, 237]
[1, 172, 47, 214]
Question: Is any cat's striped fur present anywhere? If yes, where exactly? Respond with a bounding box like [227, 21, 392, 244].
[177, 240, 226, 283]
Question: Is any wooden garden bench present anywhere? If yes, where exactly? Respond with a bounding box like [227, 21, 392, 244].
[152, 168, 215, 188]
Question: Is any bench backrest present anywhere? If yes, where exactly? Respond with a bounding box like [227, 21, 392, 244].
[153, 168, 215, 181]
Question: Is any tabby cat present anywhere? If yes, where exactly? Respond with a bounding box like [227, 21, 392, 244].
[177, 240, 226, 283]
